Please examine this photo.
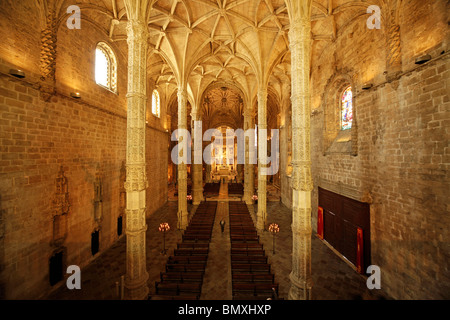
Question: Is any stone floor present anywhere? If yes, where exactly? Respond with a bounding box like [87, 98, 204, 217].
[46, 184, 390, 300]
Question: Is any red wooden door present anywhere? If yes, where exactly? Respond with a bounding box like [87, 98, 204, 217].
[319, 188, 370, 271]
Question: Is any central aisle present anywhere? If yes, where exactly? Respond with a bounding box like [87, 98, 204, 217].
[218, 180, 228, 198]
[200, 200, 232, 299]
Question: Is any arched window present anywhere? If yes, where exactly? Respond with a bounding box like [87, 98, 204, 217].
[341, 86, 353, 130]
[152, 89, 160, 117]
[95, 42, 117, 93]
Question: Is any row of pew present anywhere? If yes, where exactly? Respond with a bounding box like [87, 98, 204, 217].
[228, 202, 279, 300]
[228, 183, 244, 197]
[153, 201, 218, 300]
[203, 182, 220, 197]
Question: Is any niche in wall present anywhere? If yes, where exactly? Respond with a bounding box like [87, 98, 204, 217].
[91, 229, 99, 256]
[322, 74, 358, 156]
[117, 215, 123, 237]
[49, 250, 64, 286]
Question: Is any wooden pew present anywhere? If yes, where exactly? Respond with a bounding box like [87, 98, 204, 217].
[174, 249, 209, 256]
[155, 282, 202, 296]
[231, 263, 271, 273]
[232, 283, 279, 297]
[177, 243, 209, 250]
[182, 234, 212, 242]
[168, 256, 207, 264]
[230, 234, 259, 242]
[232, 273, 275, 283]
[231, 256, 267, 264]
[230, 230, 258, 236]
[160, 272, 204, 283]
[231, 243, 263, 250]
[231, 249, 265, 256]
[151, 294, 199, 300]
[166, 263, 206, 273]
[155, 201, 217, 301]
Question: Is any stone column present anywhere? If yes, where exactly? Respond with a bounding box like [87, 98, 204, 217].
[237, 164, 244, 183]
[256, 89, 268, 231]
[205, 164, 212, 183]
[124, 19, 149, 300]
[243, 109, 254, 204]
[177, 87, 189, 230]
[280, 88, 292, 206]
[286, 0, 313, 300]
[191, 111, 204, 205]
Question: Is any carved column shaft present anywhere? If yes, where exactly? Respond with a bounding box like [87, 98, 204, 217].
[256, 90, 268, 231]
[243, 109, 254, 204]
[177, 87, 189, 230]
[279, 92, 290, 204]
[288, 15, 313, 300]
[191, 111, 204, 205]
[124, 19, 149, 300]
[237, 164, 244, 183]
[206, 164, 212, 183]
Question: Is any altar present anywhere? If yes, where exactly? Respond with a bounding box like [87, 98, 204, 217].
[218, 165, 231, 176]
[211, 165, 236, 183]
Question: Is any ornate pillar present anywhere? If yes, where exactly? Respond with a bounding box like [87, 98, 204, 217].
[204, 164, 209, 183]
[256, 89, 268, 231]
[286, 0, 313, 300]
[243, 109, 254, 204]
[177, 86, 189, 230]
[280, 85, 292, 206]
[237, 164, 244, 183]
[191, 110, 204, 205]
[124, 19, 149, 300]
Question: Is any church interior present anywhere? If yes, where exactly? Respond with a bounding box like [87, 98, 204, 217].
[0, 0, 448, 301]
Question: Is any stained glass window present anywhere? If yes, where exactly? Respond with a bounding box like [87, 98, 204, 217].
[341, 86, 353, 130]
[152, 89, 160, 117]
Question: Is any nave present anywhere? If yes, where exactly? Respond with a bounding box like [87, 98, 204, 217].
[47, 183, 389, 300]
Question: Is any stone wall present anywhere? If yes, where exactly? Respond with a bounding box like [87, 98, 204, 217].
[0, 0, 168, 299]
[309, 0, 449, 299]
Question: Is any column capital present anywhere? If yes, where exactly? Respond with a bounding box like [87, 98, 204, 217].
[285, 0, 312, 23]
[243, 108, 253, 119]
[257, 88, 268, 100]
[177, 86, 188, 99]
[288, 23, 311, 49]
[191, 110, 201, 122]
[126, 19, 149, 42]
